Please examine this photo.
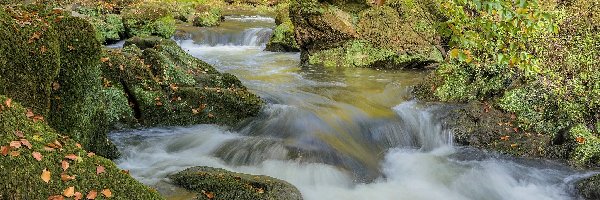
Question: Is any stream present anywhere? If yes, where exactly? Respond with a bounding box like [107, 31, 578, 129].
[110, 15, 591, 200]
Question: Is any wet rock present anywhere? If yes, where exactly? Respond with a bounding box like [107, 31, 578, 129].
[577, 174, 600, 200]
[101, 36, 264, 127]
[170, 166, 303, 200]
[0, 95, 163, 199]
[265, 2, 299, 52]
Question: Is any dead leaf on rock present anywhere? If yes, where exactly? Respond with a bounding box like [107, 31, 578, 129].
[87, 152, 95, 157]
[100, 57, 110, 63]
[4, 98, 12, 107]
[10, 151, 20, 157]
[65, 154, 78, 161]
[101, 189, 112, 198]
[41, 168, 51, 183]
[74, 192, 83, 200]
[14, 130, 24, 138]
[32, 152, 43, 161]
[48, 195, 64, 200]
[26, 109, 35, 118]
[96, 165, 105, 175]
[9, 141, 21, 148]
[87, 190, 97, 200]
[61, 173, 75, 182]
[20, 139, 32, 149]
[1, 146, 9, 156]
[64, 186, 75, 197]
[62, 160, 69, 171]
[576, 137, 586, 144]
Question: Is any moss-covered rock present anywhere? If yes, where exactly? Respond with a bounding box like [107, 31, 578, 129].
[265, 2, 299, 52]
[74, 6, 125, 44]
[122, 2, 176, 38]
[577, 174, 600, 200]
[192, 7, 222, 27]
[101, 36, 264, 127]
[0, 95, 163, 200]
[170, 166, 302, 200]
[0, 5, 119, 159]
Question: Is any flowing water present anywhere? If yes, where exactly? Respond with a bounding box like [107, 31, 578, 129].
[111, 16, 592, 200]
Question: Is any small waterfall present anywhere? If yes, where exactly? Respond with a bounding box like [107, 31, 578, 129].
[194, 28, 273, 47]
[392, 101, 452, 150]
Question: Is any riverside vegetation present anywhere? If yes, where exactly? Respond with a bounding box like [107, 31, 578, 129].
[0, 0, 598, 199]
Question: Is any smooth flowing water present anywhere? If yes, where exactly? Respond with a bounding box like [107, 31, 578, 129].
[111, 16, 591, 200]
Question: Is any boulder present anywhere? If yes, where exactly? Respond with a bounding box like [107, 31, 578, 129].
[121, 2, 176, 39]
[577, 174, 600, 200]
[170, 166, 303, 200]
[0, 95, 163, 199]
[265, 2, 299, 52]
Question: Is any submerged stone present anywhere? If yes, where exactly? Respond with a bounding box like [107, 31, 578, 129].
[170, 166, 303, 200]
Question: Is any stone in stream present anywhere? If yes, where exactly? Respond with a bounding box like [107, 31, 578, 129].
[170, 166, 303, 200]
[265, 2, 300, 52]
[577, 174, 600, 200]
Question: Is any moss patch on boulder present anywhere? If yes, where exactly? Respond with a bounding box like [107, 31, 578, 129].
[101, 36, 264, 127]
[0, 95, 163, 200]
[577, 174, 600, 200]
[265, 2, 299, 52]
[122, 2, 176, 38]
[169, 166, 302, 200]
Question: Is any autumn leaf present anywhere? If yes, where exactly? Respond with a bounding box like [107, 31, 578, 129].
[208, 113, 214, 118]
[65, 154, 78, 161]
[87, 190, 98, 200]
[48, 195, 64, 200]
[201, 190, 214, 199]
[33, 115, 44, 122]
[60, 173, 75, 182]
[100, 57, 110, 63]
[32, 152, 42, 161]
[101, 189, 112, 198]
[4, 98, 12, 107]
[44, 146, 55, 152]
[26, 109, 34, 118]
[576, 137, 586, 144]
[10, 151, 20, 157]
[9, 141, 21, 148]
[41, 45, 47, 53]
[14, 130, 24, 138]
[87, 152, 95, 157]
[169, 84, 179, 91]
[20, 139, 32, 149]
[257, 188, 264, 194]
[500, 135, 510, 141]
[28, 32, 41, 44]
[96, 165, 105, 175]
[41, 168, 51, 183]
[1, 146, 9, 156]
[74, 192, 83, 200]
[62, 160, 69, 171]
[64, 186, 75, 197]
[52, 82, 61, 91]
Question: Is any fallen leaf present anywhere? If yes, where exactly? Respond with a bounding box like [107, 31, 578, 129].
[10, 151, 20, 157]
[44, 146, 55, 152]
[61, 173, 75, 182]
[9, 141, 21, 148]
[121, 170, 129, 175]
[87, 152, 95, 157]
[1, 146, 9, 156]
[20, 139, 32, 149]
[257, 188, 264, 194]
[208, 113, 214, 118]
[201, 190, 214, 199]
[33, 115, 44, 122]
[62, 160, 69, 171]
[48, 195, 65, 200]
[65, 154, 78, 161]
[32, 152, 43, 161]
[100, 57, 110, 63]
[101, 189, 112, 198]
[192, 109, 199, 114]
[74, 192, 83, 200]
[4, 98, 12, 107]
[500, 135, 510, 141]
[169, 84, 178, 91]
[41, 168, 51, 183]
[14, 130, 24, 138]
[75, 143, 82, 148]
[96, 165, 105, 175]
[41, 45, 47, 53]
[576, 137, 586, 144]
[87, 190, 97, 199]
[512, 127, 519, 133]
[26, 109, 34, 118]
[155, 101, 163, 106]
[64, 186, 75, 197]
[52, 82, 60, 90]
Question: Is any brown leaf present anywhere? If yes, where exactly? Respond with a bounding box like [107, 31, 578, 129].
[100, 57, 110, 63]
[10, 141, 21, 148]
[53, 140, 63, 148]
[4, 98, 12, 108]
[33, 115, 44, 122]
[28, 32, 41, 44]
[101, 189, 112, 198]
[576, 137, 586, 144]
[121, 170, 129, 175]
[48, 195, 65, 200]
[20, 139, 32, 149]
[74, 192, 83, 200]
[26, 109, 35, 118]
[201, 190, 214, 199]
[155, 101, 163, 106]
[62, 160, 69, 171]
[32, 151, 43, 161]
[44, 146, 55, 152]
[52, 82, 60, 91]
[10, 151, 20, 157]
[14, 130, 24, 138]
[208, 113, 214, 118]
[500, 135, 510, 141]
[1, 146, 9, 156]
[75, 143, 82, 148]
[87, 190, 97, 199]
[41, 168, 51, 183]
[65, 154, 78, 161]
[41, 45, 48, 53]
[169, 84, 179, 91]
[64, 186, 75, 197]
[87, 152, 95, 157]
[60, 173, 75, 182]
[96, 165, 105, 175]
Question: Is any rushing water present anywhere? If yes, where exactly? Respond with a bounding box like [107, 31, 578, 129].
[111, 16, 592, 200]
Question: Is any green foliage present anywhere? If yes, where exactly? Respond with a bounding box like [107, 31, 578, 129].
[0, 95, 163, 200]
[122, 3, 176, 38]
[192, 7, 222, 27]
[569, 124, 600, 166]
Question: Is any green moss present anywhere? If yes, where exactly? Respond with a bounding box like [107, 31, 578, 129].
[0, 95, 163, 200]
[86, 14, 124, 44]
[169, 166, 302, 200]
[569, 124, 600, 167]
[122, 3, 176, 38]
[192, 8, 222, 27]
[266, 21, 299, 52]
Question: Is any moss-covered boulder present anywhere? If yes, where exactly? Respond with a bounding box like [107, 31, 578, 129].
[122, 2, 176, 39]
[0, 95, 163, 199]
[74, 5, 125, 44]
[0, 5, 119, 159]
[192, 6, 222, 27]
[578, 174, 600, 200]
[170, 166, 302, 200]
[265, 2, 299, 52]
[100, 36, 264, 127]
